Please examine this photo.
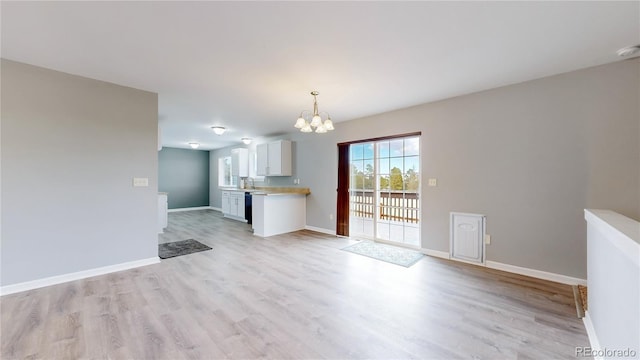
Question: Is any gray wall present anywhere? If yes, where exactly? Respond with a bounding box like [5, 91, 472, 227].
[1, 59, 159, 286]
[212, 59, 638, 280]
[333, 59, 639, 279]
[159, 147, 210, 209]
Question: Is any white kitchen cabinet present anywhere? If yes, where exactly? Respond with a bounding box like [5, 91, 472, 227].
[256, 143, 269, 176]
[256, 140, 292, 176]
[158, 193, 168, 233]
[231, 148, 249, 177]
[221, 191, 230, 214]
[231, 192, 245, 219]
[221, 190, 246, 221]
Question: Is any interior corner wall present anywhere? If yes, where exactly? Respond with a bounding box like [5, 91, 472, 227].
[159, 147, 210, 209]
[295, 59, 640, 279]
[1, 59, 159, 287]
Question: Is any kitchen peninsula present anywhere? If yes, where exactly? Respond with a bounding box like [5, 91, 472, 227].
[251, 187, 310, 237]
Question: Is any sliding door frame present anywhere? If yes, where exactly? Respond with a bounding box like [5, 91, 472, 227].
[336, 131, 422, 238]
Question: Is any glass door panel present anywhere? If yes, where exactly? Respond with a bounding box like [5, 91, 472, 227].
[350, 136, 420, 246]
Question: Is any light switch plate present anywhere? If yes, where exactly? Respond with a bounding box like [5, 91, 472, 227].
[133, 177, 149, 187]
[485, 234, 491, 245]
[428, 178, 437, 187]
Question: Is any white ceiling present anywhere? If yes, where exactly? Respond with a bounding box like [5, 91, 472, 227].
[2, 1, 638, 150]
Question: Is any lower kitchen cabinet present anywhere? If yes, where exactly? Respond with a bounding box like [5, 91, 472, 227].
[221, 190, 246, 221]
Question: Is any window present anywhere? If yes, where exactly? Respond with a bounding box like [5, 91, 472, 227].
[218, 156, 235, 187]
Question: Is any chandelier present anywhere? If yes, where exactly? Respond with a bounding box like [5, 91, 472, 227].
[294, 91, 335, 133]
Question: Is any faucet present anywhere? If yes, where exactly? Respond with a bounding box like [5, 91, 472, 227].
[246, 177, 255, 189]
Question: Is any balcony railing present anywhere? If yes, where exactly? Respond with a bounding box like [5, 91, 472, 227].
[349, 190, 419, 223]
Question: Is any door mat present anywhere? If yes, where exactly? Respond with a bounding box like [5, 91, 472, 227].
[341, 240, 423, 267]
[159, 239, 212, 259]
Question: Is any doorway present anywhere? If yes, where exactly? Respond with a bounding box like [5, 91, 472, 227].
[342, 134, 421, 247]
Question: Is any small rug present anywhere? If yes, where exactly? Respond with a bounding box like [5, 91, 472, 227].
[159, 239, 212, 259]
[341, 240, 423, 267]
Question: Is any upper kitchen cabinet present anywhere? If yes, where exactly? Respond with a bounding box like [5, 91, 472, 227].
[256, 140, 292, 176]
[231, 148, 249, 177]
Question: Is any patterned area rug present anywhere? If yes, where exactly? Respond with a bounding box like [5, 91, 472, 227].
[159, 239, 212, 259]
[341, 240, 424, 267]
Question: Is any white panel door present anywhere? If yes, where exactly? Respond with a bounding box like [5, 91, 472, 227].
[450, 213, 485, 264]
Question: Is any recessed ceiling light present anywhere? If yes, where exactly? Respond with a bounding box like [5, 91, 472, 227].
[211, 126, 226, 135]
[617, 45, 640, 57]
[189, 142, 200, 149]
[241, 137, 252, 145]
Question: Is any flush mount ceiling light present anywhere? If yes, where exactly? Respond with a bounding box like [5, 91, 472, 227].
[189, 142, 200, 149]
[617, 45, 640, 57]
[241, 137, 252, 145]
[294, 91, 335, 133]
[211, 126, 226, 135]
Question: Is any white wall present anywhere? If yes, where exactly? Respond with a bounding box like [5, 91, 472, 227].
[1, 59, 159, 286]
[584, 209, 639, 355]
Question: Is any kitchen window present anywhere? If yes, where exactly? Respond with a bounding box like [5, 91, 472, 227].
[218, 156, 236, 187]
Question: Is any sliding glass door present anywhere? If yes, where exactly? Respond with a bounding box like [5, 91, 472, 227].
[349, 142, 375, 239]
[349, 135, 420, 247]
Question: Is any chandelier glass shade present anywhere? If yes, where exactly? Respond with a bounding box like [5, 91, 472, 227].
[294, 91, 335, 133]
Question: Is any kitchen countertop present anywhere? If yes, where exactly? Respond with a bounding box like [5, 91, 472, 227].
[220, 187, 310, 195]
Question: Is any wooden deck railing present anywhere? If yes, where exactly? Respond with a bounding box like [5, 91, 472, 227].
[350, 190, 419, 223]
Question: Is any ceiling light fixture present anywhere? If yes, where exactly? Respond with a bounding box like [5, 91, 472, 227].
[294, 91, 335, 133]
[241, 137, 252, 145]
[189, 142, 200, 149]
[617, 45, 640, 57]
[211, 126, 226, 135]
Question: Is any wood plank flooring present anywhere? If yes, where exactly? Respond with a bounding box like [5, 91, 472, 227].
[2, 210, 589, 359]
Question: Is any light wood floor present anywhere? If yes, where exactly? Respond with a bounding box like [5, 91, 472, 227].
[2, 210, 589, 359]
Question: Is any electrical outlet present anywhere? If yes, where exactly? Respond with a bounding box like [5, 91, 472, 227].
[294, 178, 300, 185]
[485, 234, 491, 245]
[329, 213, 334, 220]
[133, 177, 149, 187]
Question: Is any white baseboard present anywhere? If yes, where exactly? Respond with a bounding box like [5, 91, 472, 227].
[168, 206, 213, 213]
[421, 248, 450, 259]
[304, 225, 336, 236]
[486, 260, 587, 286]
[582, 311, 603, 359]
[420, 248, 586, 286]
[223, 214, 248, 222]
[210, 206, 222, 212]
[0, 257, 160, 296]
